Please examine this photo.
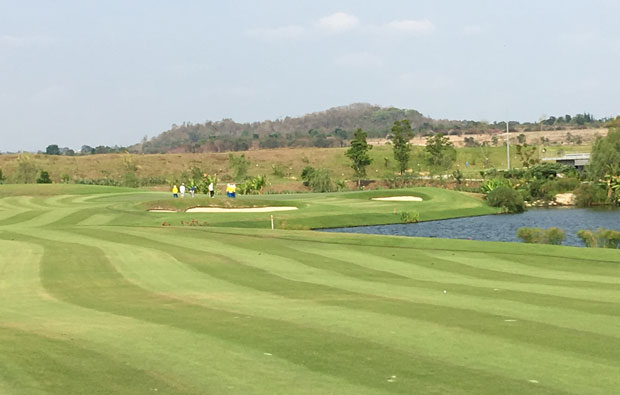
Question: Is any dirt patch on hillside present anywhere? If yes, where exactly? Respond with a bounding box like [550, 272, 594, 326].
[369, 128, 607, 147]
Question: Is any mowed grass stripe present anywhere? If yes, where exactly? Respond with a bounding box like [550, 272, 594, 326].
[33, 227, 620, 341]
[218, 228, 620, 300]
[9, 208, 93, 228]
[486, 251, 620, 277]
[0, 239, 384, 395]
[91, 238, 620, 394]
[156, 227, 620, 317]
[0, 326, 186, 395]
[423, 250, 620, 285]
[0, 196, 46, 210]
[0, 210, 49, 226]
[45, 207, 114, 227]
[305, 240, 620, 314]
[2, 185, 618, 394]
[362, 248, 620, 302]
[73, 227, 620, 366]
[240, 226, 620, 265]
[12, 232, 553, 395]
[362, 245, 620, 290]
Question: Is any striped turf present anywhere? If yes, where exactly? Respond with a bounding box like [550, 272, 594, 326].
[0, 185, 619, 394]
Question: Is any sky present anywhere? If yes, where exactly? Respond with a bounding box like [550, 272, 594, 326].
[1, 0, 619, 152]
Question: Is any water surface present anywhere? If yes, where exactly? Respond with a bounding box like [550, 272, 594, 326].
[319, 208, 620, 247]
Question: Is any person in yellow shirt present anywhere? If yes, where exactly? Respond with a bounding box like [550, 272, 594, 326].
[172, 185, 179, 198]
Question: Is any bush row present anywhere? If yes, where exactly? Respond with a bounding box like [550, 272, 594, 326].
[516, 227, 620, 248]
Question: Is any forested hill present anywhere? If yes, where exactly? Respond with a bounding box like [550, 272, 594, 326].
[137, 103, 433, 154]
[134, 103, 608, 154]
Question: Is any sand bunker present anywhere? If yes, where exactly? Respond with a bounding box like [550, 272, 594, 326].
[149, 209, 177, 213]
[371, 196, 423, 202]
[186, 206, 298, 213]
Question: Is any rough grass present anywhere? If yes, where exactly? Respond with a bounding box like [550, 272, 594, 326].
[0, 185, 619, 394]
[0, 136, 597, 187]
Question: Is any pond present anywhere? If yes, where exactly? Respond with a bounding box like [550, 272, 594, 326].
[319, 208, 620, 247]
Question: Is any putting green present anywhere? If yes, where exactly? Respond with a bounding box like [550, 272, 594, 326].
[0, 184, 618, 394]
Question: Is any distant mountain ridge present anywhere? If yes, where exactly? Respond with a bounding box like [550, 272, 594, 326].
[134, 103, 609, 154]
[137, 103, 433, 153]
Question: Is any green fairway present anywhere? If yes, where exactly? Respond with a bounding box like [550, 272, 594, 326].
[0, 184, 619, 394]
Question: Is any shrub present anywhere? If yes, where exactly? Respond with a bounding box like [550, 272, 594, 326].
[399, 211, 419, 223]
[122, 171, 139, 187]
[307, 168, 334, 192]
[577, 228, 620, 248]
[516, 227, 544, 243]
[335, 179, 346, 191]
[550, 177, 580, 193]
[36, 171, 52, 184]
[452, 169, 463, 185]
[14, 154, 39, 183]
[198, 174, 218, 195]
[75, 178, 120, 186]
[0, 168, 5, 184]
[577, 229, 597, 247]
[271, 164, 285, 177]
[516, 227, 565, 245]
[574, 183, 607, 207]
[486, 186, 525, 213]
[300, 167, 334, 192]
[228, 153, 250, 181]
[546, 227, 566, 245]
[524, 163, 576, 180]
[480, 168, 500, 179]
[481, 178, 511, 194]
[301, 166, 316, 187]
[523, 178, 549, 201]
[503, 168, 525, 179]
[139, 176, 168, 186]
[238, 175, 268, 195]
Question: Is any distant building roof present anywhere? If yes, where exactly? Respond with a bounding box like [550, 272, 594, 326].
[543, 153, 590, 161]
[543, 153, 590, 168]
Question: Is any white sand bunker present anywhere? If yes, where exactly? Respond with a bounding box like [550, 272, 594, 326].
[372, 196, 423, 202]
[149, 209, 177, 212]
[186, 206, 298, 213]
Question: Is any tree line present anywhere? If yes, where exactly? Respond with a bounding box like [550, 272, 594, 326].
[30, 105, 612, 156]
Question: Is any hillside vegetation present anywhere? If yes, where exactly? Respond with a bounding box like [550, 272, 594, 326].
[138, 103, 430, 153]
[0, 142, 596, 191]
[134, 104, 608, 154]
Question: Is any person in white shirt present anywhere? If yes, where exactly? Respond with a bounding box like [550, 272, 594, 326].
[179, 183, 186, 198]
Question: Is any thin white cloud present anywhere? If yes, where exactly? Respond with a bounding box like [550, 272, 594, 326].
[318, 12, 359, 32]
[246, 25, 305, 41]
[386, 19, 435, 34]
[335, 52, 383, 69]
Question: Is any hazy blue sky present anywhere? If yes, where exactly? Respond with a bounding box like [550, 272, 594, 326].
[2, 0, 619, 151]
